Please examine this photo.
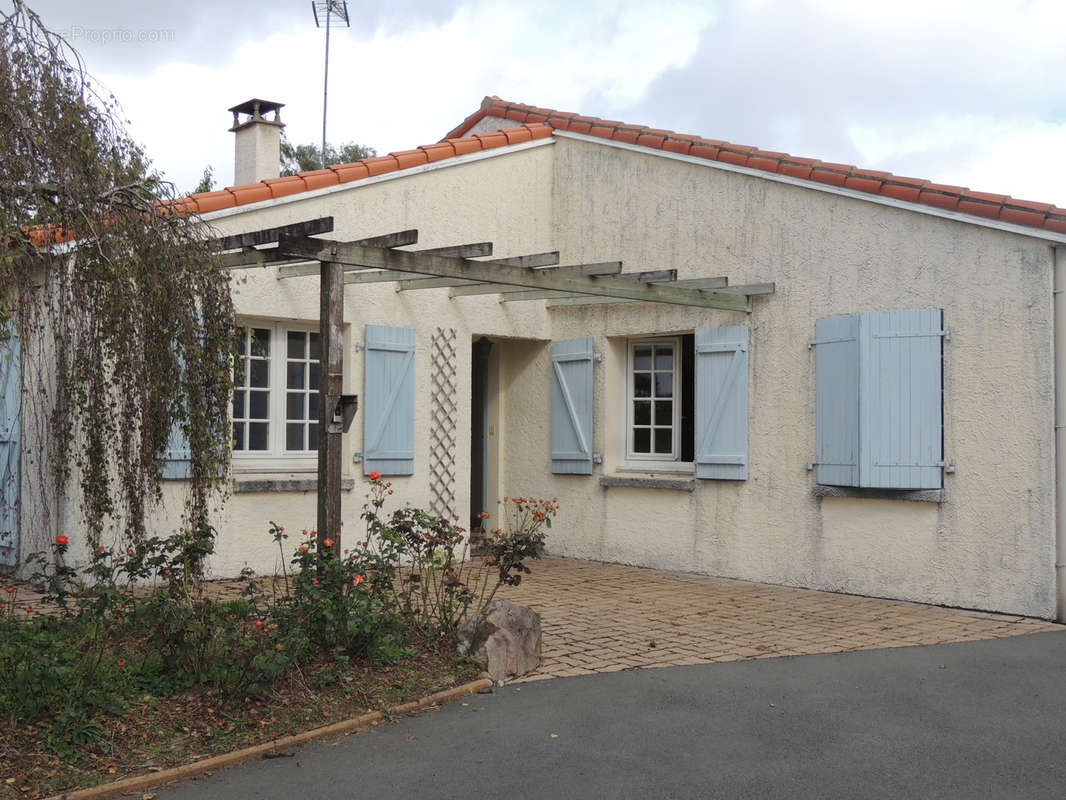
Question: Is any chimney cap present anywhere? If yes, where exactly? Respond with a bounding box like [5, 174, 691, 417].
[228, 98, 285, 132]
[228, 98, 284, 117]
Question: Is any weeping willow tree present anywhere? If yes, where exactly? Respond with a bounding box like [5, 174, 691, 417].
[0, 1, 233, 557]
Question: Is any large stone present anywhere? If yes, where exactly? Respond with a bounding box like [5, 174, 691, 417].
[458, 599, 542, 682]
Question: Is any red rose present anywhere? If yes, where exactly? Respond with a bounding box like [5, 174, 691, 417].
[369, 471, 381, 480]
[55, 535, 69, 546]
[323, 539, 334, 548]
[352, 575, 365, 586]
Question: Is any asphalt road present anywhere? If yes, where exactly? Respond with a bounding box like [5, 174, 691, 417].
[157, 630, 1066, 799]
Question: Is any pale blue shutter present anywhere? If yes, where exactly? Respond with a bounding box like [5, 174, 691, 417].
[859, 309, 943, 489]
[695, 326, 749, 480]
[163, 340, 191, 479]
[162, 420, 192, 479]
[0, 318, 20, 566]
[814, 314, 860, 487]
[364, 324, 415, 475]
[551, 338, 594, 475]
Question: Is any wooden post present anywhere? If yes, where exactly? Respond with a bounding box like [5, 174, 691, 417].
[317, 259, 344, 551]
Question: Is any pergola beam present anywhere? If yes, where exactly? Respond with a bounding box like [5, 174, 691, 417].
[449, 262, 623, 297]
[396, 251, 561, 291]
[209, 216, 334, 252]
[277, 236, 750, 311]
[544, 280, 774, 307]
[275, 230, 421, 277]
[498, 269, 679, 302]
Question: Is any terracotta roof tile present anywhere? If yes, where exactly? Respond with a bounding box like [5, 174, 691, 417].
[362, 155, 400, 176]
[298, 169, 340, 192]
[446, 96, 1063, 236]
[391, 149, 428, 170]
[419, 142, 456, 162]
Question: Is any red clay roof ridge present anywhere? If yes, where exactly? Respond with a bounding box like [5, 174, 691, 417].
[181, 122, 552, 216]
[447, 96, 1065, 236]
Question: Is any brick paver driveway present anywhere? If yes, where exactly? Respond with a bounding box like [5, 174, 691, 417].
[496, 557, 1062, 681]
[7, 556, 1060, 682]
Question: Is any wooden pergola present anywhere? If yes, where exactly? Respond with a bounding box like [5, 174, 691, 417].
[214, 216, 774, 550]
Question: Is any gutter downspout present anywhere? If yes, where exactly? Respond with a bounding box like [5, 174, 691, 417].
[1055, 246, 1066, 621]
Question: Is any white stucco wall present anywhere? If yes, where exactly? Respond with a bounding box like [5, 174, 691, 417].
[19, 134, 1059, 618]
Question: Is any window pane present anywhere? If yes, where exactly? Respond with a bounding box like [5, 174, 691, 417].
[309, 362, 319, 391]
[308, 422, 318, 451]
[287, 361, 305, 389]
[654, 428, 672, 454]
[287, 392, 304, 420]
[248, 422, 269, 450]
[251, 328, 270, 358]
[309, 332, 321, 361]
[633, 346, 652, 371]
[309, 392, 319, 418]
[235, 328, 248, 356]
[634, 372, 651, 398]
[655, 346, 674, 370]
[232, 390, 245, 418]
[250, 359, 269, 387]
[287, 331, 305, 359]
[634, 401, 651, 425]
[234, 356, 246, 386]
[232, 422, 244, 450]
[634, 428, 651, 453]
[286, 423, 304, 451]
[655, 400, 672, 426]
[249, 390, 269, 419]
[655, 373, 673, 398]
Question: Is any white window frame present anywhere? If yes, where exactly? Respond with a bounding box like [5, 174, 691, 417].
[624, 336, 689, 470]
[232, 320, 322, 472]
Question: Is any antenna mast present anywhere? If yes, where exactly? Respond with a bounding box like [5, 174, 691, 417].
[311, 1, 350, 168]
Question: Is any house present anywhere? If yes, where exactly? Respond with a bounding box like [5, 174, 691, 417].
[5, 96, 1066, 622]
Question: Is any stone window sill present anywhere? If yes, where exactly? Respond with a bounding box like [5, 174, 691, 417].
[812, 485, 944, 504]
[600, 474, 696, 492]
[233, 475, 356, 494]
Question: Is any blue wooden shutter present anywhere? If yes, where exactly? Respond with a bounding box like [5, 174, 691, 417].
[162, 420, 192, 479]
[814, 314, 860, 487]
[695, 326, 749, 480]
[551, 337, 594, 475]
[859, 309, 943, 489]
[0, 318, 20, 566]
[364, 324, 415, 475]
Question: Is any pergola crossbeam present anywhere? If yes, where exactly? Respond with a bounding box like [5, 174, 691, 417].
[277, 236, 750, 311]
[396, 251, 561, 291]
[449, 262, 623, 297]
[544, 280, 774, 307]
[275, 229, 421, 277]
[210, 216, 334, 253]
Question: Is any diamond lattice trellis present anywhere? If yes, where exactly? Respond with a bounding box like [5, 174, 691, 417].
[428, 327, 458, 518]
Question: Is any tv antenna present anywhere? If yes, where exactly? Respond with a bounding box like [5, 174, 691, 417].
[312, 1, 350, 168]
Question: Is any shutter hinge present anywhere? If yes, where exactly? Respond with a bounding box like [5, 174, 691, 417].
[807, 336, 856, 349]
[354, 341, 365, 353]
[806, 461, 815, 470]
[593, 453, 603, 464]
[593, 352, 603, 363]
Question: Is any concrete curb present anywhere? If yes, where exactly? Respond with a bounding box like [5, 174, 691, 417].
[47, 678, 493, 800]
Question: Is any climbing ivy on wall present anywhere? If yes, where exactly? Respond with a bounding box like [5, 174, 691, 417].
[0, 2, 234, 553]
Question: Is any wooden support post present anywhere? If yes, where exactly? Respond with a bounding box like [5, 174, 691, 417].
[317, 259, 344, 551]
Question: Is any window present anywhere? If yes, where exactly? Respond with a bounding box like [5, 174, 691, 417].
[813, 309, 944, 490]
[233, 323, 320, 460]
[551, 327, 748, 480]
[626, 336, 694, 464]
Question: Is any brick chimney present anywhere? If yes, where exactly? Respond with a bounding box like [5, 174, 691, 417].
[228, 99, 285, 185]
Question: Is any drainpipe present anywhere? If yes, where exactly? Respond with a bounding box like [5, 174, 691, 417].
[1055, 245, 1066, 621]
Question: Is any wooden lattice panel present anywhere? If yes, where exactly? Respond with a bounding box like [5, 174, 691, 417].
[428, 327, 457, 518]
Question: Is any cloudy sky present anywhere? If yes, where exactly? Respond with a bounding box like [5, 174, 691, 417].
[27, 0, 1066, 206]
